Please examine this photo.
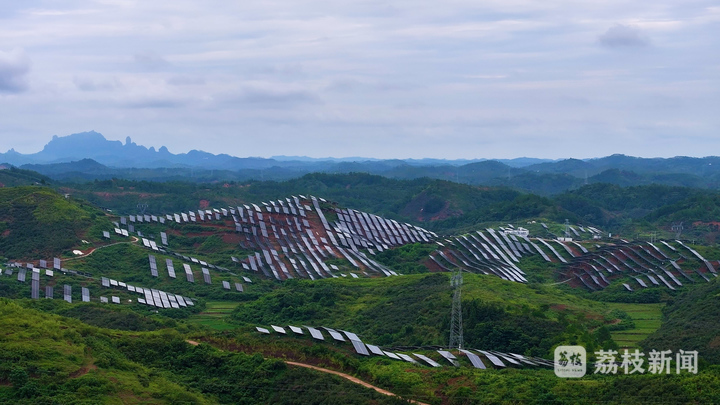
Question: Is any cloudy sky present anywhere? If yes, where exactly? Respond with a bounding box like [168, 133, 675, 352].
[0, 1, 718, 159]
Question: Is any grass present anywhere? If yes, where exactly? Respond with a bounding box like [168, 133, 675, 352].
[186, 300, 240, 330]
[605, 302, 664, 348]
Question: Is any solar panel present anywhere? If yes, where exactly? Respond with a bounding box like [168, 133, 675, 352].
[342, 330, 362, 341]
[101, 277, 110, 287]
[63, 285, 72, 303]
[366, 344, 385, 356]
[100, 296, 108, 303]
[110, 279, 118, 286]
[305, 326, 325, 340]
[289, 326, 303, 335]
[149, 255, 158, 277]
[256, 327, 271, 334]
[476, 350, 507, 367]
[351, 340, 370, 356]
[222, 281, 231, 290]
[413, 353, 441, 367]
[396, 353, 419, 364]
[202, 268, 211, 284]
[112, 296, 120, 304]
[39, 259, 47, 268]
[166, 259, 176, 278]
[324, 328, 346, 342]
[103, 231, 110, 239]
[242, 276, 252, 283]
[271, 325, 287, 334]
[235, 283, 243, 292]
[45, 285, 53, 299]
[81, 287, 90, 302]
[383, 351, 401, 360]
[437, 350, 459, 366]
[31, 279, 39, 299]
[53, 258, 61, 270]
[18, 268, 26, 282]
[460, 350, 486, 369]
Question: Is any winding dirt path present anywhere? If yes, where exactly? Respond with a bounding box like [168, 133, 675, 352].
[184, 340, 428, 404]
[63, 237, 139, 262]
[285, 361, 429, 405]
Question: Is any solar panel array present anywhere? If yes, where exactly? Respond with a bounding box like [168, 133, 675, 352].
[429, 229, 535, 283]
[560, 240, 716, 292]
[129, 195, 437, 282]
[256, 325, 555, 370]
[82, 287, 90, 302]
[63, 285, 72, 303]
[202, 268, 212, 284]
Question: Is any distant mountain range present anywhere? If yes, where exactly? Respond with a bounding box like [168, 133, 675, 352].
[4, 131, 720, 193]
[0, 131, 553, 170]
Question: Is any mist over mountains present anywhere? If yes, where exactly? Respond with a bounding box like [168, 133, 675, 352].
[4, 131, 720, 193]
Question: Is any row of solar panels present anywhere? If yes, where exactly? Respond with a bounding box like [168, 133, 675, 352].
[256, 325, 553, 369]
[101, 276, 194, 308]
[145, 254, 248, 290]
[2, 267, 55, 281]
[6, 258, 63, 270]
[568, 240, 718, 292]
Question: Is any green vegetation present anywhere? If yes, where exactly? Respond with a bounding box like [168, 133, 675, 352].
[0, 186, 111, 259]
[0, 300, 409, 404]
[3, 172, 720, 403]
[642, 277, 720, 364]
[604, 303, 664, 348]
[230, 273, 628, 357]
[187, 301, 240, 331]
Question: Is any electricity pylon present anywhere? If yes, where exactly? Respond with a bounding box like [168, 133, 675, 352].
[449, 268, 464, 349]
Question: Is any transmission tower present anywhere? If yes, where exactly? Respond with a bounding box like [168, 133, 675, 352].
[564, 219, 571, 239]
[672, 222, 683, 239]
[449, 268, 464, 349]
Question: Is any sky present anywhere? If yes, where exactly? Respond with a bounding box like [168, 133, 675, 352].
[0, 1, 718, 159]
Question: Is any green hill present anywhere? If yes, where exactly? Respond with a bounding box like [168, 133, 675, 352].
[641, 277, 720, 364]
[0, 186, 112, 259]
[0, 299, 409, 404]
[0, 165, 51, 187]
[231, 273, 625, 356]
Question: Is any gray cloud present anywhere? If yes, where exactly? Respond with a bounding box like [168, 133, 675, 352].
[0, 49, 30, 93]
[133, 51, 170, 70]
[233, 87, 320, 107]
[598, 24, 650, 48]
